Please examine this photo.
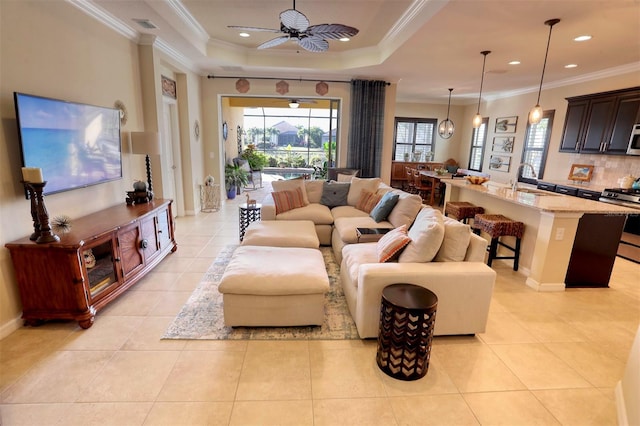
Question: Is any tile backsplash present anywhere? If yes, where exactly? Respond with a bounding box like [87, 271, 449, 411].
[567, 154, 640, 187]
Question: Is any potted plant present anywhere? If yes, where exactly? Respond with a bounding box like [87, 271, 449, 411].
[225, 163, 249, 199]
[240, 144, 268, 171]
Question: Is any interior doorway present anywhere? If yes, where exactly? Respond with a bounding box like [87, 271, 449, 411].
[162, 99, 184, 217]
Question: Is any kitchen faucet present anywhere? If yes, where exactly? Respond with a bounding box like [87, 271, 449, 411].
[512, 163, 537, 191]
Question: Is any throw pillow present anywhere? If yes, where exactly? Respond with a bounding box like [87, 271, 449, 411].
[377, 225, 411, 263]
[399, 208, 445, 263]
[337, 173, 354, 182]
[271, 188, 307, 214]
[320, 181, 350, 208]
[347, 177, 382, 206]
[370, 191, 400, 222]
[435, 217, 472, 262]
[386, 191, 423, 229]
[356, 190, 383, 213]
[272, 179, 310, 205]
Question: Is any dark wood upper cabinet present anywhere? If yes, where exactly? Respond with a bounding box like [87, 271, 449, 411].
[560, 87, 640, 155]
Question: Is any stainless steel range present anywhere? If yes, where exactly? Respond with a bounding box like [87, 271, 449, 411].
[600, 188, 640, 263]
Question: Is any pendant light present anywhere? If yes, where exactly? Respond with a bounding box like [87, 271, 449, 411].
[473, 51, 491, 128]
[529, 18, 560, 125]
[438, 88, 455, 139]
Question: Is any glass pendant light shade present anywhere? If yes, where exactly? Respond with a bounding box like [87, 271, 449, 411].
[438, 88, 455, 139]
[529, 19, 560, 124]
[529, 105, 543, 124]
[472, 113, 483, 129]
[473, 51, 491, 129]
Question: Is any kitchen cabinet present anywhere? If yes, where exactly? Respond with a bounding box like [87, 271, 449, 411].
[5, 199, 176, 329]
[554, 184, 578, 196]
[536, 181, 556, 192]
[565, 213, 627, 287]
[576, 189, 602, 200]
[560, 87, 640, 154]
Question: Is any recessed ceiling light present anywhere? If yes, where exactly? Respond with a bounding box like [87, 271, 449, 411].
[339, 37, 350, 42]
[239, 32, 250, 38]
[508, 60, 521, 65]
[565, 64, 578, 68]
[574, 35, 592, 42]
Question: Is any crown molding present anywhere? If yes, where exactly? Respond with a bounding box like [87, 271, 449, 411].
[66, 0, 137, 40]
[165, 0, 210, 43]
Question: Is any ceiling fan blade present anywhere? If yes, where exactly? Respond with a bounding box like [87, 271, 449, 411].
[257, 35, 291, 50]
[306, 24, 359, 39]
[297, 36, 328, 52]
[280, 9, 309, 32]
[228, 25, 282, 33]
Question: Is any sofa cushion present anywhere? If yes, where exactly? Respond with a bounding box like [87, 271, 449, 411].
[387, 190, 423, 229]
[272, 179, 310, 205]
[271, 188, 307, 214]
[347, 177, 382, 206]
[370, 191, 399, 222]
[337, 173, 354, 182]
[356, 190, 382, 213]
[435, 217, 472, 262]
[334, 216, 393, 244]
[320, 181, 350, 207]
[276, 203, 334, 225]
[399, 207, 445, 263]
[342, 243, 378, 285]
[377, 225, 411, 262]
[305, 180, 325, 204]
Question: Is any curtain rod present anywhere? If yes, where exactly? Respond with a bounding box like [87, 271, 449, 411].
[206, 74, 390, 86]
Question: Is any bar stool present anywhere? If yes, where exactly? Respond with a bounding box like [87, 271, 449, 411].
[472, 214, 524, 271]
[444, 201, 485, 224]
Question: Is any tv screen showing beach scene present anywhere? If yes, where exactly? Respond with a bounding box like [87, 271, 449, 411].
[14, 92, 122, 195]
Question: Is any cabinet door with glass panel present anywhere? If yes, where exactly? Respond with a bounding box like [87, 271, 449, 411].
[82, 236, 119, 301]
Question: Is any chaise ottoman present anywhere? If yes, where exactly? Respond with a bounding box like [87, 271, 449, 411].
[218, 245, 330, 326]
[241, 220, 319, 248]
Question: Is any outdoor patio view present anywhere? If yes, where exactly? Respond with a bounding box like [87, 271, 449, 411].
[240, 105, 339, 180]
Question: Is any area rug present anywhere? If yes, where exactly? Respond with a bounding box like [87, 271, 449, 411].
[162, 245, 360, 340]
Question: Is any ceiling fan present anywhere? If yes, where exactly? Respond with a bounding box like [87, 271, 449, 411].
[228, 0, 359, 53]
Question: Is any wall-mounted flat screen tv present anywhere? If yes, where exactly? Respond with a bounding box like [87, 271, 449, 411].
[14, 92, 122, 196]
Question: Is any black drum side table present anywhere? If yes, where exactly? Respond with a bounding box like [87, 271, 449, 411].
[376, 283, 438, 381]
[239, 203, 261, 241]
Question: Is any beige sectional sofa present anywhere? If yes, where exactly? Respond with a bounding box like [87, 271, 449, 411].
[259, 177, 496, 337]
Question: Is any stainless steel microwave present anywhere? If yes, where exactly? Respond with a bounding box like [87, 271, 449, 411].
[628, 124, 640, 155]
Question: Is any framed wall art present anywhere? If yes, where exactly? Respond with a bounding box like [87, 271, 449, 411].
[568, 164, 594, 182]
[495, 116, 518, 133]
[492, 136, 514, 153]
[489, 155, 511, 172]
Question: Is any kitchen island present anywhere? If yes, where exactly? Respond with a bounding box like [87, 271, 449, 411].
[443, 179, 636, 291]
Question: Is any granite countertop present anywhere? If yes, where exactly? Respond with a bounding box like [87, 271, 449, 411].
[444, 179, 637, 214]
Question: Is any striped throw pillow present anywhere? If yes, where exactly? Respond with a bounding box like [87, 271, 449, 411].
[356, 190, 383, 213]
[271, 188, 307, 214]
[376, 225, 411, 262]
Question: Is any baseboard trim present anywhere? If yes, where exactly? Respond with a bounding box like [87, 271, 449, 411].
[525, 277, 566, 292]
[0, 315, 23, 340]
[615, 381, 628, 426]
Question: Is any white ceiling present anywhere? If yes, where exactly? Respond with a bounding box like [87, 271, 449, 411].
[85, 0, 640, 104]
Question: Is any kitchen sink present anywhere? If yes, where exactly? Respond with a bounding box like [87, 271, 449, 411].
[516, 188, 560, 196]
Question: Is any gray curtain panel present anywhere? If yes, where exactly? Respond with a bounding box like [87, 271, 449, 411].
[347, 79, 387, 178]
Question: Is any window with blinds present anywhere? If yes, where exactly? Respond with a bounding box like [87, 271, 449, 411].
[519, 110, 555, 185]
[393, 118, 437, 161]
[468, 117, 488, 171]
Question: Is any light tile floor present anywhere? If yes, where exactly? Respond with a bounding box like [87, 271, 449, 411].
[1, 178, 638, 425]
